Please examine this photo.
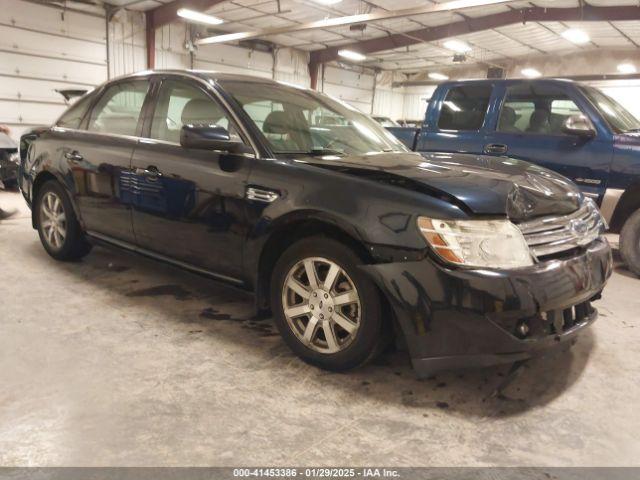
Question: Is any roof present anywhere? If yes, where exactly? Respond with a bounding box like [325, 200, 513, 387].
[435, 78, 581, 86]
[119, 69, 299, 86]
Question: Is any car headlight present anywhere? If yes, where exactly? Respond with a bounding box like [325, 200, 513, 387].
[9, 152, 19, 164]
[417, 217, 534, 269]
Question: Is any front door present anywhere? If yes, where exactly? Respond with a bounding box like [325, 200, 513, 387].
[130, 77, 253, 280]
[71, 79, 150, 243]
[484, 82, 613, 199]
[417, 83, 494, 154]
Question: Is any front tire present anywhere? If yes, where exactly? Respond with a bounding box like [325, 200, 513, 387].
[620, 208, 640, 277]
[271, 237, 384, 372]
[35, 180, 91, 261]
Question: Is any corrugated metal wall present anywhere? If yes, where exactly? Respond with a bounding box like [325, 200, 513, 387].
[322, 65, 374, 113]
[0, 1, 107, 139]
[108, 10, 146, 78]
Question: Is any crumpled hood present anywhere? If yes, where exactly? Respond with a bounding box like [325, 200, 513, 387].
[300, 151, 582, 222]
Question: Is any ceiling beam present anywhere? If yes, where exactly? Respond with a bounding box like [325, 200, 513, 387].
[309, 4, 640, 65]
[195, 0, 515, 46]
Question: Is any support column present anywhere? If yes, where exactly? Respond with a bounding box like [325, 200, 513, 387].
[309, 61, 319, 90]
[145, 11, 155, 70]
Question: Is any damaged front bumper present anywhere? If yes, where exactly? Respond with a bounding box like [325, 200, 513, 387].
[362, 237, 612, 377]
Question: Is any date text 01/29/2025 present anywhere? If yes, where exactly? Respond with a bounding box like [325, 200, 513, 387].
[232, 468, 400, 478]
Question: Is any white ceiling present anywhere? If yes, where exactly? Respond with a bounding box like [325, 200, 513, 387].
[107, 0, 640, 71]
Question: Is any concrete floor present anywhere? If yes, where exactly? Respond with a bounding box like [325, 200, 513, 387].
[0, 189, 639, 467]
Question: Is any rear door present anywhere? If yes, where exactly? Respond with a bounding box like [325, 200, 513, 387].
[484, 82, 613, 199]
[70, 79, 150, 243]
[130, 76, 253, 280]
[416, 83, 494, 154]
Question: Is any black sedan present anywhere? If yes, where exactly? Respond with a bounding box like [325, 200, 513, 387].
[19, 71, 612, 376]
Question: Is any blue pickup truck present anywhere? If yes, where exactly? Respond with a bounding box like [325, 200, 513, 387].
[387, 79, 640, 275]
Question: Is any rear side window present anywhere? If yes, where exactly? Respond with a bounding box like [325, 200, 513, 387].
[87, 81, 149, 136]
[56, 94, 93, 129]
[437, 85, 492, 131]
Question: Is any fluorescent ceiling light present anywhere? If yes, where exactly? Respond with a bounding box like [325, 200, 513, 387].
[338, 49, 366, 61]
[443, 39, 472, 53]
[428, 72, 449, 81]
[561, 28, 590, 44]
[521, 68, 542, 78]
[177, 8, 224, 26]
[313, 0, 343, 4]
[617, 63, 637, 74]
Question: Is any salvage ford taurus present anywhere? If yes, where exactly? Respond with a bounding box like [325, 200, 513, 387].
[19, 71, 612, 376]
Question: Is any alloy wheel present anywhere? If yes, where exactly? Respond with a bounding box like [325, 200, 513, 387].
[40, 192, 67, 250]
[281, 257, 361, 354]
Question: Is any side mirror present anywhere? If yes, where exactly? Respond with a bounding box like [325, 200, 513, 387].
[180, 124, 248, 153]
[562, 114, 596, 138]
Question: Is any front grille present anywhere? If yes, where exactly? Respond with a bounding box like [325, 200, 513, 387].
[494, 300, 596, 340]
[542, 301, 595, 335]
[517, 200, 606, 259]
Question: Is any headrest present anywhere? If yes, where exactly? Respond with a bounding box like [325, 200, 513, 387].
[181, 99, 222, 126]
[530, 109, 550, 126]
[501, 106, 516, 125]
[263, 111, 290, 135]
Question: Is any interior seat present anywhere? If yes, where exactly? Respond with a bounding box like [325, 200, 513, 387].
[263, 110, 301, 151]
[527, 109, 551, 134]
[499, 106, 520, 133]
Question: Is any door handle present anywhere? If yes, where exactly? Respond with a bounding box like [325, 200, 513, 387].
[136, 165, 162, 180]
[246, 186, 279, 203]
[64, 151, 83, 162]
[484, 143, 508, 155]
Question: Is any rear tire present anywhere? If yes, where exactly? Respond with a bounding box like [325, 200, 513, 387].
[35, 180, 91, 261]
[620, 208, 640, 277]
[270, 237, 384, 372]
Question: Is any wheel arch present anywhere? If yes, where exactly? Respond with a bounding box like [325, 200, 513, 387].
[254, 213, 374, 314]
[610, 182, 640, 233]
[31, 170, 81, 230]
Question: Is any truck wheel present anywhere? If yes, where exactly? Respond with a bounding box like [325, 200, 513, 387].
[620, 208, 640, 277]
[270, 237, 384, 372]
[35, 180, 92, 261]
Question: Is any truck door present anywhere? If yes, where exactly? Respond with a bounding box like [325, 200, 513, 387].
[483, 81, 613, 200]
[416, 83, 495, 154]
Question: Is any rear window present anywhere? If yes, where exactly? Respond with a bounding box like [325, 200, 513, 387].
[437, 85, 492, 131]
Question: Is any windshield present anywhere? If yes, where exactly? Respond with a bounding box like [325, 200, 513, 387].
[581, 86, 640, 134]
[220, 80, 407, 156]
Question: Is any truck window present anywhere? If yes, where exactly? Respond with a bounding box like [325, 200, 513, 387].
[498, 84, 585, 136]
[437, 85, 492, 131]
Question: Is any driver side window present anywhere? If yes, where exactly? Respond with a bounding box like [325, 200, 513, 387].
[149, 79, 241, 144]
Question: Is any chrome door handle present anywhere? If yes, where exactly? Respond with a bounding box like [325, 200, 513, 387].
[64, 151, 83, 162]
[484, 143, 508, 155]
[246, 186, 279, 203]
